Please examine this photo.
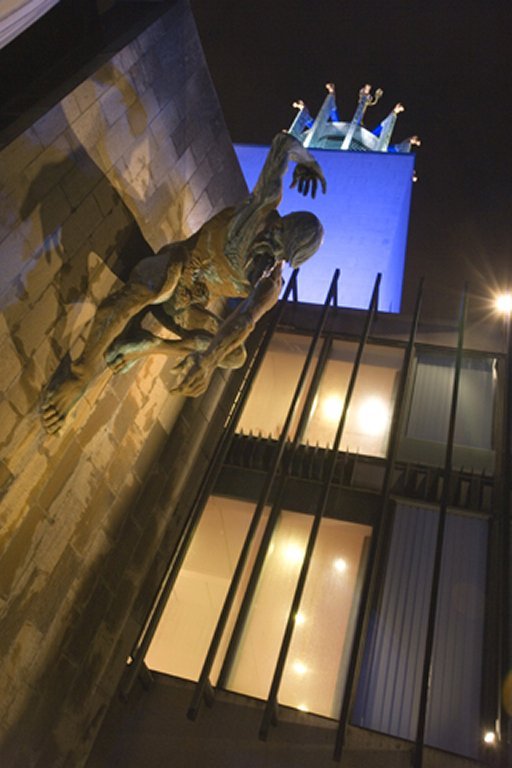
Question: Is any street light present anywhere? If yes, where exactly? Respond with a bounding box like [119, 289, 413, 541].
[494, 293, 512, 315]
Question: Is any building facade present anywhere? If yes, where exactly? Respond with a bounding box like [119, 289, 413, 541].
[94, 277, 510, 768]
[0, 3, 510, 768]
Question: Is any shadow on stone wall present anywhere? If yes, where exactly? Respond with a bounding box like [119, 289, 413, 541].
[0, 87, 196, 466]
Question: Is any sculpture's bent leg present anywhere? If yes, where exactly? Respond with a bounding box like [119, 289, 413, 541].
[105, 329, 213, 374]
[41, 251, 185, 434]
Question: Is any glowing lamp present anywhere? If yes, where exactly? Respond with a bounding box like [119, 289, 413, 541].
[495, 293, 512, 315]
[334, 557, 348, 573]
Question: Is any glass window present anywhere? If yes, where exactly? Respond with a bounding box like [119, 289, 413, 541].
[303, 342, 402, 457]
[237, 333, 314, 440]
[238, 333, 403, 459]
[145, 496, 371, 720]
[145, 496, 269, 683]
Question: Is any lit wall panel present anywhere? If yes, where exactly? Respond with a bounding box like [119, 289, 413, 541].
[235, 145, 414, 312]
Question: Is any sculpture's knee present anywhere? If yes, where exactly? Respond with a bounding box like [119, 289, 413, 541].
[219, 345, 247, 370]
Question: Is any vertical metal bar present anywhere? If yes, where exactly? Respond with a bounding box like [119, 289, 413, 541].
[187, 269, 340, 720]
[259, 274, 381, 740]
[292, 335, 333, 446]
[119, 269, 299, 699]
[498, 315, 512, 764]
[216, 336, 334, 690]
[412, 284, 469, 768]
[333, 277, 424, 761]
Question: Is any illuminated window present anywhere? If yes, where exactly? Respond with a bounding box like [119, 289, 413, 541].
[145, 497, 371, 720]
[303, 341, 402, 456]
[237, 334, 403, 458]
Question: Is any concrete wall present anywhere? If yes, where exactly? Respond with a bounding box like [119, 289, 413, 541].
[0, 2, 246, 766]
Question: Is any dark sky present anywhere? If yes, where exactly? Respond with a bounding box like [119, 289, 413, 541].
[191, 0, 512, 320]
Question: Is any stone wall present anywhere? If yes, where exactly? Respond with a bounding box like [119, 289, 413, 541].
[0, 2, 246, 766]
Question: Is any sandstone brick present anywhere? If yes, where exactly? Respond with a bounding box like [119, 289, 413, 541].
[70, 100, 105, 157]
[186, 188, 214, 235]
[96, 113, 138, 172]
[188, 155, 214, 204]
[31, 333, 60, 384]
[149, 102, 181, 149]
[22, 241, 65, 310]
[60, 91, 81, 125]
[0, 459, 14, 500]
[60, 192, 104, 259]
[59, 150, 104, 209]
[72, 524, 111, 579]
[100, 517, 141, 592]
[114, 42, 142, 76]
[13, 284, 61, 358]
[32, 545, 80, 636]
[103, 483, 142, 544]
[68, 584, 115, 667]
[0, 227, 32, 295]
[91, 176, 118, 217]
[124, 55, 152, 98]
[22, 133, 76, 197]
[103, 575, 137, 635]
[0, 332, 23, 391]
[32, 104, 69, 148]
[0, 398, 18, 450]
[1, 428, 48, 507]
[75, 387, 119, 451]
[0, 187, 20, 245]
[0, 128, 44, 188]
[36, 436, 83, 511]
[74, 79, 108, 115]
[99, 77, 138, 128]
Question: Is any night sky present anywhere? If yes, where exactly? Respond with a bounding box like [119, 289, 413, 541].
[191, 0, 511, 321]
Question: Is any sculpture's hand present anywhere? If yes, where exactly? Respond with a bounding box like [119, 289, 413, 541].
[290, 162, 326, 199]
[170, 352, 212, 397]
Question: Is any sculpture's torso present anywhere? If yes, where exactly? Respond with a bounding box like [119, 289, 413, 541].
[167, 202, 278, 314]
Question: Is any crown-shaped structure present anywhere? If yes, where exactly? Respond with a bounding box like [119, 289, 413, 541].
[288, 83, 420, 153]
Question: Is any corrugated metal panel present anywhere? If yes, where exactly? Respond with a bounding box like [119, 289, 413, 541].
[426, 513, 487, 756]
[353, 504, 487, 759]
[353, 504, 438, 738]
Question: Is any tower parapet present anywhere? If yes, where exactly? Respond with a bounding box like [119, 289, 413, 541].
[288, 83, 420, 153]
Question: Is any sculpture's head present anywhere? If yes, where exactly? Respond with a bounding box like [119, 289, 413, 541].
[281, 211, 324, 267]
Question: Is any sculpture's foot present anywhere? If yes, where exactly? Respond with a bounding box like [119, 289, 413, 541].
[40, 356, 87, 434]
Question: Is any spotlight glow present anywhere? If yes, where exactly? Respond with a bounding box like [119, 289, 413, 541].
[495, 293, 512, 315]
[321, 394, 344, 423]
[483, 731, 496, 745]
[283, 543, 305, 565]
[357, 396, 390, 436]
[292, 661, 308, 676]
[334, 557, 348, 573]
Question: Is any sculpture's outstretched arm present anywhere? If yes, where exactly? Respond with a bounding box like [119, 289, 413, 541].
[226, 133, 326, 262]
[169, 263, 283, 397]
[252, 132, 326, 204]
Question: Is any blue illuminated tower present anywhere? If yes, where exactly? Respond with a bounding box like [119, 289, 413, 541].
[235, 83, 420, 312]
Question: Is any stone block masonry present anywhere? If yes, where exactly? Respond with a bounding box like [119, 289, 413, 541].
[0, 2, 247, 767]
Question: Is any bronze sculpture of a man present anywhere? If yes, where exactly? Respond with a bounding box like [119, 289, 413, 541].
[41, 132, 326, 434]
